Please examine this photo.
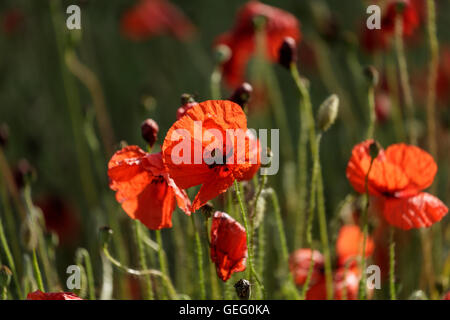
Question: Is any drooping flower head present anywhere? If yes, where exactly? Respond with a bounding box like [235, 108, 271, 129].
[121, 0, 195, 41]
[346, 140, 448, 229]
[214, 1, 301, 87]
[210, 211, 247, 281]
[162, 100, 261, 212]
[108, 148, 190, 230]
[27, 290, 82, 300]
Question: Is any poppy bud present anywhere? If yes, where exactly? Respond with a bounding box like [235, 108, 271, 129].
[200, 202, 214, 219]
[0, 123, 9, 147]
[0, 265, 12, 288]
[177, 94, 198, 120]
[99, 226, 113, 247]
[317, 94, 339, 132]
[141, 118, 159, 148]
[278, 37, 297, 69]
[234, 278, 251, 300]
[363, 65, 379, 87]
[229, 82, 253, 109]
[409, 290, 428, 300]
[214, 44, 231, 64]
[369, 141, 380, 159]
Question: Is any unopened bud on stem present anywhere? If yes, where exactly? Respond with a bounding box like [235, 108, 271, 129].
[99, 226, 113, 247]
[229, 82, 253, 109]
[234, 278, 251, 300]
[214, 44, 231, 65]
[141, 119, 159, 148]
[317, 94, 339, 132]
[363, 66, 379, 87]
[278, 37, 297, 69]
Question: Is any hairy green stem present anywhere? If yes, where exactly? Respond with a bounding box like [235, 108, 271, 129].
[366, 85, 376, 140]
[155, 230, 168, 300]
[389, 227, 396, 300]
[190, 214, 206, 299]
[32, 249, 44, 292]
[134, 221, 153, 300]
[75, 248, 96, 300]
[0, 217, 22, 298]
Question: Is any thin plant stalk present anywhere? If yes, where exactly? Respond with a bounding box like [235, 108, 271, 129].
[389, 227, 396, 300]
[32, 249, 44, 292]
[394, 15, 416, 145]
[75, 248, 96, 300]
[234, 180, 265, 298]
[0, 217, 22, 298]
[134, 221, 153, 300]
[366, 85, 376, 140]
[268, 188, 300, 299]
[190, 214, 206, 299]
[155, 230, 168, 300]
[210, 66, 222, 100]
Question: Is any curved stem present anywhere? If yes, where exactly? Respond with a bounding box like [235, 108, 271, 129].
[155, 230, 168, 300]
[190, 214, 206, 299]
[0, 217, 22, 298]
[75, 248, 96, 300]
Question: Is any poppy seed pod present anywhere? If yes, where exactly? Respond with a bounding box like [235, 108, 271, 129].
[0, 123, 9, 147]
[99, 226, 113, 247]
[0, 265, 12, 288]
[229, 82, 253, 109]
[363, 65, 379, 87]
[278, 37, 297, 69]
[317, 94, 339, 132]
[234, 278, 251, 300]
[141, 118, 159, 148]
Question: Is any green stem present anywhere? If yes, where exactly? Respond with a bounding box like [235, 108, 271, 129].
[134, 221, 153, 300]
[366, 85, 376, 140]
[155, 230, 168, 300]
[190, 214, 206, 299]
[210, 66, 222, 100]
[394, 15, 416, 145]
[234, 180, 265, 299]
[102, 244, 176, 299]
[32, 249, 44, 292]
[296, 95, 308, 249]
[75, 248, 96, 300]
[358, 158, 375, 300]
[389, 227, 396, 300]
[0, 217, 22, 298]
[269, 189, 300, 299]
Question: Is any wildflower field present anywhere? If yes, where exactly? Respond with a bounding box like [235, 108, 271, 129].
[0, 0, 450, 302]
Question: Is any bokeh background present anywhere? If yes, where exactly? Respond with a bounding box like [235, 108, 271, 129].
[0, 0, 449, 299]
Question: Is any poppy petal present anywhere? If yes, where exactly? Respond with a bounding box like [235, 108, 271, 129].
[385, 143, 437, 194]
[336, 225, 374, 266]
[381, 192, 448, 230]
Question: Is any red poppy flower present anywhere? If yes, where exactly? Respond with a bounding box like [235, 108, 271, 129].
[346, 140, 448, 230]
[210, 211, 247, 281]
[35, 195, 81, 246]
[360, 0, 420, 53]
[443, 291, 450, 300]
[120, 0, 195, 41]
[289, 249, 324, 287]
[162, 100, 261, 212]
[214, 1, 301, 87]
[336, 225, 375, 267]
[108, 147, 190, 230]
[375, 92, 391, 124]
[27, 290, 82, 300]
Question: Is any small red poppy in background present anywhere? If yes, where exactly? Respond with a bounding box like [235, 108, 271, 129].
[210, 211, 247, 281]
[336, 225, 374, 267]
[108, 148, 190, 230]
[35, 195, 81, 246]
[375, 92, 391, 124]
[121, 0, 195, 41]
[27, 290, 82, 300]
[360, 0, 420, 53]
[162, 100, 261, 212]
[1, 8, 24, 35]
[214, 0, 301, 87]
[346, 140, 448, 230]
[289, 249, 324, 287]
[443, 291, 450, 300]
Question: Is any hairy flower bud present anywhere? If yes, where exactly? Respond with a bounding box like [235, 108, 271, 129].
[200, 202, 214, 219]
[0, 123, 9, 147]
[363, 65, 379, 87]
[229, 82, 253, 109]
[317, 94, 339, 132]
[234, 278, 251, 300]
[141, 118, 159, 148]
[278, 37, 297, 69]
[369, 141, 381, 159]
[177, 94, 198, 120]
